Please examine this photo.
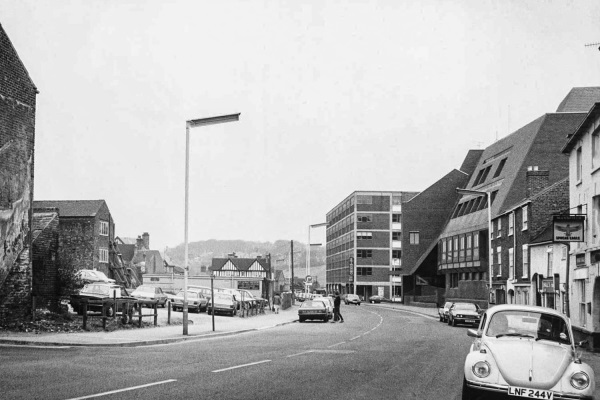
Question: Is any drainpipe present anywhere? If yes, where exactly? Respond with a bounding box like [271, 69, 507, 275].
[564, 243, 570, 317]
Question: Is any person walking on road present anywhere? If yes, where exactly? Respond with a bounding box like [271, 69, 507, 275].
[332, 291, 344, 323]
[273, 292, 282, 314]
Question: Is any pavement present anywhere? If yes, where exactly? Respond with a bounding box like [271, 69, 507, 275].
[0, 302, 439, 348]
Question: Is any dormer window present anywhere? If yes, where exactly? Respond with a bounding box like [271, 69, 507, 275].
[493, 158, 507, 178]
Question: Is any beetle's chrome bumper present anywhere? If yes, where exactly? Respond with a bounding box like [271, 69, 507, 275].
[466, 380, 593, 400]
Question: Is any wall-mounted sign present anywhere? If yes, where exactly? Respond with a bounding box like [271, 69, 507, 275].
[553, 214, 585, 242]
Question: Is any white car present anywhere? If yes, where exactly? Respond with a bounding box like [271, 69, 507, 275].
[311, 297, 333, 320]
[462, 304, 594, 400]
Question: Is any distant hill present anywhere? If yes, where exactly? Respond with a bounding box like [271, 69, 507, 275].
[165, 239, 325, 276]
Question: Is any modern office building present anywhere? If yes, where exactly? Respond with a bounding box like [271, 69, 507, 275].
[325, 190, 418, 299]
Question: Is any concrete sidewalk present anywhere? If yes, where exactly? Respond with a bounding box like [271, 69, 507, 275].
[0, 302, 439, 348]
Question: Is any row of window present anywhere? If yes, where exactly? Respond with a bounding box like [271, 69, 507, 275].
[472, 157, 507, 186]
[448, 271, 488, 288]
[440, 232, 481, 263]
[491, 206, 528, 238]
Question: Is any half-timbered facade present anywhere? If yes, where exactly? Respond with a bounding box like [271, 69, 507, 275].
[210, 256, 269, 279]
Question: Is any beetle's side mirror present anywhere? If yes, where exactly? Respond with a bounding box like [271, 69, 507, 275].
[467, 328, 481, 338]
[576, 340, 589, 348]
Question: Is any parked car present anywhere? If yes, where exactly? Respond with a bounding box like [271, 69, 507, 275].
[369, 295, 383, 304]
[130, 285, 170, 308]
[70, 282, 135, 318]
[345, 294, 361, 305]
[298, 300, 328, 323]
[311, 297, 333, 320]
[207, 293, 237, 316]
[447, 302, 481, 327]
[171, 289, 208, 313]
[74, 269, 116, 284]
[438, 301, 454, 323]
[462, 304, 595, 400]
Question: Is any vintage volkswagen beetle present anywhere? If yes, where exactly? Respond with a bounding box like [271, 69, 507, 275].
[463, 304, 594, 400]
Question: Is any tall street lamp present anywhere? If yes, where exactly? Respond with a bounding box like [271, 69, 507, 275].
[183, 113, 240, 335]
[455, 188, 493, 300]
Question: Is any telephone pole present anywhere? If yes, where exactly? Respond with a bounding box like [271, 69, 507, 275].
[290, 240, 295, 305]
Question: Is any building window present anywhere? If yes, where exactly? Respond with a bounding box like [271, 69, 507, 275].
[357, 231, 372, 240]
[357, 267, 373, 276]
[357, 249, 372, 258]
[508, 247, 514, 280]
[579, 280, 587, 326]
[594, 132, 600, 170]
[473, 233, 479, 260]
[459, 236, 465, 260]
[453, 236, 458, 258]
[410, 232, 420, 245]
[576, 147, 583, 182]
[496, 218, 502, 238]
[508, 213, 514, 236]
[392, 231, 401, 241]
[447, 238, 453, 262]
[493, 158, 507, 178]
[392, 214, 401, 223]
[392, 250, 401, 259]
[522, 245, 529, 278]
[450, 273, 459, 288]
[547, 246, 553, 276]
[522, 206, 528, 231]
[357, 195, 372, 205]
[441, 240, 446, 263]
[593, 196, 600, 245]
[466, 234, 473, 260]
[358, 214, 372, 223]
[99, 221, 109, 236]
[99, 248, 109, 263]
[496, 246, 502, 276]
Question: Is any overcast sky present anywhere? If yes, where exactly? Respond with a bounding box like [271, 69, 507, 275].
[2, 0, 599, 252]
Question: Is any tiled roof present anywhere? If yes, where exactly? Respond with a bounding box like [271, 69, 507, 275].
[562, 102, 600, 153]
[210, 257, 269, 272]
[556, 87, 600, 113]
[33, 200, 106, 217]
[116, 243, 136, 262]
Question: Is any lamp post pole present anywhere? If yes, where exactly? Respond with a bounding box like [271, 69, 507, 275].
[455, 188, 493, 301]
[307, 222, 327, 292]
[183, 113, 240, 335]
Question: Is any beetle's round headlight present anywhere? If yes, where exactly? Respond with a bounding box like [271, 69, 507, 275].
[570, 372, 590, 390]
[472, 361, 491, 378]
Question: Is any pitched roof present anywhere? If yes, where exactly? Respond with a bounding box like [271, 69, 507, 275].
[555, 87, 600, 113]
[33, 200, 107, 217]
[210, 257, 269, 272]
[562, 102, 600, 153]
[0, 23, 37, 93]
[115, 243, 136, 262]
[440, 112, 585, 238]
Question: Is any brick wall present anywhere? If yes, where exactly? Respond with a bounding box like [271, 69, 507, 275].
[0, 23, 37, 321]
[32, 211, 60, 311]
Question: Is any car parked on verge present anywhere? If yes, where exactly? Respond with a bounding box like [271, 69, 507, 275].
[130, 285, 170, 308]
[345, 294, 361, 305]
[438, 301, 454, 323]
[369, 295, 383, 304]
[171, 289, 208, 313]
[207, 292, 237, 316]
[70, 282, 135, 318]
[447, 302, 482, 327]
[298, 300, 328, 322]
[462, 304, 595, 400]
[74, 269, 116, 284]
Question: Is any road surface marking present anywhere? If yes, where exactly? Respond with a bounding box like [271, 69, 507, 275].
[66, 379, 177, 399]
[287, 351, 313, 357]
[327, 341, 346, 348]
[212, 359, 271, 372]
[349, 335, 361, 341]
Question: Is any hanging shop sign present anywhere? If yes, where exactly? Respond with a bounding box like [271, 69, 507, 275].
[553, 214, 585, 242]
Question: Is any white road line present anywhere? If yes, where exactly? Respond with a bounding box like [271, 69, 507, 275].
[287, 350, 314, 357]
[327, 341, 346, 348]
[349, 335, 361, 341]
[66, 379, 177, 399]
[212, 359, 271, 372]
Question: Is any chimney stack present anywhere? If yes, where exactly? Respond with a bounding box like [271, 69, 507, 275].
[136, 235, 143, 250]
[526, 167, 549, 198]
[142, 232, 150, 250]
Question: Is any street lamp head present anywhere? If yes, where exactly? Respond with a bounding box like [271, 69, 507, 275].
[187, 113, 240, 128]
[456, 187, 488, 197]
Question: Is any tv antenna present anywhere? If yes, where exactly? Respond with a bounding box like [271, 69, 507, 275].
[585, 42, 600, 51]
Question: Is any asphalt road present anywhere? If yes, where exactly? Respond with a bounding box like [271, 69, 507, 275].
[1, 305, 599, 400]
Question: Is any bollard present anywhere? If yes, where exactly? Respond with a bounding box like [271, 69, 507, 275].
[138, 303, 143, 328]
[153, 301, 158, 326]
[102, 301, 107, 330]
[82, 300, 88, 330]
[167, 300, 171, 325]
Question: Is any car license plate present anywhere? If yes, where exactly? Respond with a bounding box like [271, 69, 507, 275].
[466, 319, 476, 323]
[508, 386, 553, 399]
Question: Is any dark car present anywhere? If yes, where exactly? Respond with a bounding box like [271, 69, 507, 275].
[447, 302, 481, 327]
[70, 282, 135, 318]
[369, 295, 383, 304]
[438, 301, 454, 323]
[298, 300, 328, 322]
[207, 293, 237, 316]
[130, 285, 170, 308]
